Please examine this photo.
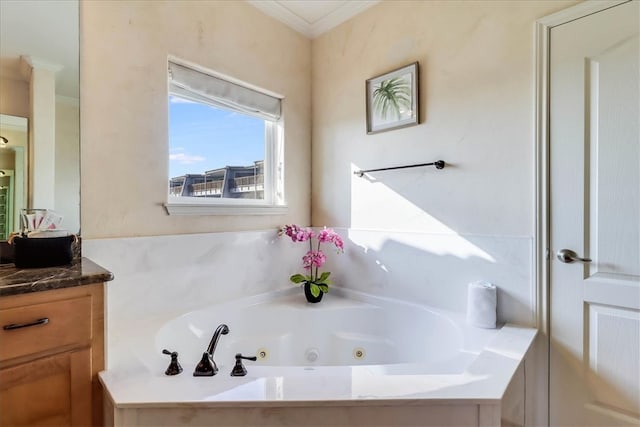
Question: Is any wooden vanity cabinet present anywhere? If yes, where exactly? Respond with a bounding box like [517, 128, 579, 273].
[0, 284, 104, 427]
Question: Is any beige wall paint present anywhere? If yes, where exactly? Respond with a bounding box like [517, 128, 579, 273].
[0, 143, 15, 170]
[0, 127, 27, 230]
[0, 128, 27, 170]
[0, 77, 29, 119]
[311, 0, 576, 236]
[80, 0, 311, 238]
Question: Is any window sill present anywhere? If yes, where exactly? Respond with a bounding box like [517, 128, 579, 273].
[164, 203, 288, 216]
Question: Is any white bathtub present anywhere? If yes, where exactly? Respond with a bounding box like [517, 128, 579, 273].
[100, 288, 537, 427]
[156, 288, 491, 370]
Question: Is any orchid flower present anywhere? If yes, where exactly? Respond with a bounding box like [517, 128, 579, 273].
[280, 224, 344, 298]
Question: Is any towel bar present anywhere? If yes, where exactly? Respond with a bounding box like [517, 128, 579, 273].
[354, 160, 445, 177]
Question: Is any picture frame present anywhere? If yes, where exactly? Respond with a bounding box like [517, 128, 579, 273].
[366, 62, 419, 134]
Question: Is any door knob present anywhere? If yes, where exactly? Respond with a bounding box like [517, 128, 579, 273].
[557, 249, 592, 264]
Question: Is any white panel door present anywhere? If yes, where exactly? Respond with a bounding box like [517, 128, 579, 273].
[550, 1, 640, 426]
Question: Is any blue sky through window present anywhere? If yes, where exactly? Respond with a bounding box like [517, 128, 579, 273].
[169, 95, 265, 178]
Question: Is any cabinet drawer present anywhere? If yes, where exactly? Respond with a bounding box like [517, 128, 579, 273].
[0, 296, 92, 362]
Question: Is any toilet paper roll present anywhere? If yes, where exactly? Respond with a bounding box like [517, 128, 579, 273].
[466, 281, 497, 328]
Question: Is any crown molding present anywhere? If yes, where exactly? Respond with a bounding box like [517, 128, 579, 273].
[248, 0, 312, 37]
[310, 1, 379, 38]
[247, 0, 379, 39]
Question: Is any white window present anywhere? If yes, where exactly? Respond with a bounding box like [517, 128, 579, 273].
[165, 60, 285, 215]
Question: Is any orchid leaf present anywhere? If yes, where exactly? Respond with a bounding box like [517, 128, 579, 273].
[290, 274, 306, 283]
[310, 284, 321, 297]
[318, 271, 331, 282]
[318, 284, 329, 293]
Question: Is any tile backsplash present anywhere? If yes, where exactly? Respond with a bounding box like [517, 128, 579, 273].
[329, 228, 533, 327]
[84, 228, 533, 368]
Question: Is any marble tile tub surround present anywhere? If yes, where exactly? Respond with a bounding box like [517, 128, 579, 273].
[85, 227, 532, 367]
[326, 228, 533, 327]
[85, 228, 532, 319]
[83, 230, 302, 369]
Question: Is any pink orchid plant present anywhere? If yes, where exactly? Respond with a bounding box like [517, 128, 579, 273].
[280, 225, 344, 298]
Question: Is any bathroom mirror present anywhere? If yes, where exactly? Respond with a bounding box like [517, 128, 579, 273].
[0, 115, 28, 240]
[0, 0, 80, 239]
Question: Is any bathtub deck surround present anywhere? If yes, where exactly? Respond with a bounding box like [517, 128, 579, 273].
[99, 287, 536, 426]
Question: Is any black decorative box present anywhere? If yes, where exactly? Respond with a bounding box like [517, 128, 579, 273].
[13, 235, 74, 268]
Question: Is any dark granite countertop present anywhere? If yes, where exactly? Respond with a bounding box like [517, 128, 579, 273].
[0, 257, 114, 297]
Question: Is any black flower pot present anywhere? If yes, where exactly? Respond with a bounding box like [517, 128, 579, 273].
[304, 282, 323, 303]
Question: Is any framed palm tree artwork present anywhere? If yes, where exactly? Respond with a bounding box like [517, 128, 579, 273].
[366, 62, 419, 134]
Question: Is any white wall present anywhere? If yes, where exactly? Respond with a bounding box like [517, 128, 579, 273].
[311, 0, 575, 236]
[80, 0, 311, 239]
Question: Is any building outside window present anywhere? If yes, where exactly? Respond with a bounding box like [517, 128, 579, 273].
[165, 60, 285, 215]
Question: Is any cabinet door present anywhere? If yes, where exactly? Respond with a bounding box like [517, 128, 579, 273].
[0, 348, 91, 427]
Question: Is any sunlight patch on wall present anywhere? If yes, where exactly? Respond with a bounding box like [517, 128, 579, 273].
[350, 163, 495, 263]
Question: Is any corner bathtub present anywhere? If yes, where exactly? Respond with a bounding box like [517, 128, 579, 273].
[100, 288, 537, 427]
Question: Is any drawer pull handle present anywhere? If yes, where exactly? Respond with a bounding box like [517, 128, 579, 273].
[3, 317, 49, 330]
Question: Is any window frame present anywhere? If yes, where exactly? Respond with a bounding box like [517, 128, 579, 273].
[164, 59, 287, 216]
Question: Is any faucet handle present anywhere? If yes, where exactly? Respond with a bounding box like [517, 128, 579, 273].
[162, 349, 183, 376]
[230, 353, 257, 377]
